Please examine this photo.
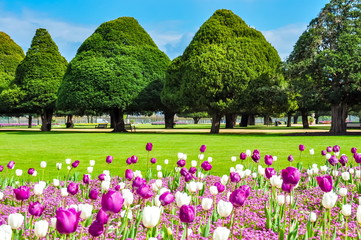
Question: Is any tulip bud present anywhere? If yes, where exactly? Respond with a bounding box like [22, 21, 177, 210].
[142, 206, 161, 228]
[34, 220, 49, 238]
[299, 144, 305, 151]
[83, 174, 90, 184]
[159, 191, 174, 206]
[29, 201, 45, 217]
[71, 160, 80, 168]
[40, 161, 47, 168]
[89, 189, 99, 200]
[179, 205, 195, 223]
[231, 156, 237, 162]
[200, 144, 206, 153]
[88, 220, 104, 237]
[145, 142, 153, 151]
[322, 191, 338, 209]
[309, 212, 317, 222]
[65, 158, 71, 164]
[105, 155, 113, 164]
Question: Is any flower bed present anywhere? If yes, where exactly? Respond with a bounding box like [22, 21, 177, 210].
[0, 123, 37, 127]
[0, 144, 360, 239]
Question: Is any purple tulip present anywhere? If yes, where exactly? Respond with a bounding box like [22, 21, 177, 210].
[67, 182, 79, 195]
[281, 167, 300, 185]
[71, 160, 80, 168]
[299, 144, 305, 151]
[150, 158, 157, 164]
[145, 143, 153, 151]
[105, 155, 113, 164]
[321, 150, 327, 156]
[239, 185, 251, 198]
[230, 172, 241, 183]
[88, 220, 104, 237]
[200, 161, 212, 171]
[55, 207, 81, 234]
[96, 209, 109, 224]
[281, 182, 294, 193]
[354, 153, 361, 164]
[180, 168, 188, 176]
[159, 191, 174, 206]
[253, 149, 260, 154]
[200, 145, 207, 153]
[136, 184, 153, 199]
[328, 155, 339, 166]
[184, 173, 195, 182]
[333, 145, 340, 153]
[229, 188, 248, 207]
[98, 174, 106, 181]
[287, 155, 294, 162]
[240, 152, 247, 160]
[83, 174, 90, 184]
[101, 190, 124, 214]
[351, 147, 357, 154]
[125, 169, 134, 181]
[28, 168, 35, 175]
[214, 182, 225, 193]
[264, 155, 273, 166]
[132, 177, 146, 190]
[177, 159, 186, 167]
[339, 155, 348, 166]
[13, 185, 30, 201]
[326, 146, 332, 152]
[130, 155, 138, 164]
[0, 165, 3, 172]
[179, 205, 195, 223]
[7, 161, 15, 169]
[316, 175, 333, 192]
[251, 153, 260, 163]
[126, 157, 132, 165]
[189, 167, 197, 174]
[89, 189, 99, 200]
[265, 168, 277, 179]
[28, 201, 45, 217]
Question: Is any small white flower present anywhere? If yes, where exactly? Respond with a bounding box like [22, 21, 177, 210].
[60, 188, 68, 197]
[121, 209, 133, 219]
[101, 181, 110, 191]
[65, 158, 71, 164]
[32, 170, 38, 176]
[15, 169, 22, 176]
[332, 170, 339, 177]
[221, 175, 229, 185]
[338, 187, 348, 197]
[67, 166, 71, 170]
[209, 186, 218, 195]
[40, 161, 47, 168]
[117, 182, 125, 190]
[309, 148, 315, 155]
[258, 165, 265, 176]
[183, 154, 187, 160]
[244, 169, 252, 176]
[34, 220, 49, 238]
[273, 156, 278, 161]
[325, 153, 331, 160]
[201, 198, 213, 210]
[164, 159, 169, 165]
[207, 157, 213, 162]
[87, 166, 93, 174]
[33, 184, 44, 196]
[53, 179, 60, 187]
[277, 195, 285, 205]
[349, 168, 355, 174]
[191, 160, 197, 167]
[197, 172, 205, 179]
[229, 167, 235, 173]
[103, 170, 110, 176]
[157, 171, 163, 178]
[341, 204, 352, 217]
[89, 160, 95, 166]
[156, 165, 162, 171]
[245, 150, 251, 157]
[198, 154, 204, 160]
[320, 165, 328, 172]
[78, 204, 93, 220]
[196, 182, 204, 191]
[134, 170, 142, 178]
[56, 163, 62, 170]
[231, 156, 237, 162]
[178, 153, 184, 159]
[309, 212, 317, 222]
[213, 226, 230, 240]
[341, 172, 350, 181]
[251, 172, 257, 178]
[236, 164, 244, 171]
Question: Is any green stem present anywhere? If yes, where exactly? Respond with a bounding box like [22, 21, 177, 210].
[345, 217, 348, 240]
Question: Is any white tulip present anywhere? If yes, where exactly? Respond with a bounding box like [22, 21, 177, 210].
[142, 206, 161, 228]
[229, 167, 236, 173]
[322, 191, 338, 209]
[356, 170, 361, 178]
[178, 153, 184, 159]
[8, 213, 24, 229]
[309, 148, 315, 155]
[101, 180, 110, 191]
[15, 169, 22, 176]
[325, 153, 331, 160]
[40, 161, 47, 168]
[53, 179, 60, 187]
[244, 169, 252, 176]
[335, 152, 340, 156]
[134, 170, 142, 178]
[273, 156, 278, 161]
[349, 168, 355, 174]
[60, 188, 68, 197]
[320, 165, 328, 172]
[245, 150, 251, 157]
[183, 154, 187, 160]
[221, 175, 229, 185]
[332, 170, 339, 177]
[217, 200, 233, 218]
[56, 162, 62, 170]
[50, 218, 57, 229]
[89, 160, 95, 166]
[209, 186, 218, 196]
[38, 181, 46, 189]
[0, 224, 12, 240]
[175, 192, 191, 207]
[155, 179, 162, 189]
[0, 191, 4, 200]
[33, 184, 44, 196]
[121, 209, 133, 219]
[277, 195, 285, 205]
[309, 212, 317, 222]
[103, 170, 110, 176]
[164, 159, 169, 165]
[213, 226, 230, 240]
[312, 167, 319, 174]
[34, 220, 49, 238]
[121, 189, 134, 207]
[68, 204, 79, 211]
[197, 172, 205, 179]
[32, 170, 38, 177]
[151, 183, 159, 192]
[251, 172, 257, 178]
[286, 196, 294, 205]
[341, 204, 352, 217]
[154, 195, 161, 207]
[231, 156, 237, 162]
[186, 182, 198, 193]
[117, 182, 125, 190]
[156, 165, 162, 171]
[65, 158, 71, 164]
[191, 160, 198, 167]
[307, 169, 314, 176]
[236, 164, 244, 171]
[67, 166, 71, 170]
[196, 182, 204, 191]
[157, 171, 163, 178]
[207, 157, 213, 162]
[78, 204, 93, 220]
[338, 188, 348, 197]
[201, 198, 213, 210]
[198, 154, 204, 160]
[357, 205, 361, 224]
[258, 165, 265, 176]
[270, 175, 283, 188]
[86, 166, 93, 174]
[341, 172, 350, 181]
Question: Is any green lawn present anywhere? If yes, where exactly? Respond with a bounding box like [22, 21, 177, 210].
[0, 130, 359, 181]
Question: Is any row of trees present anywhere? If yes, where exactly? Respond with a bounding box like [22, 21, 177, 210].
[0, 0, 360, 133]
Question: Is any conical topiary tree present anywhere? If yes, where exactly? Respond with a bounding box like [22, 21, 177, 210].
[169, 9, 281, 133]
[0, 32, 25, 113]
[57, 17, 170, 132]
[8, 28, 67, 131]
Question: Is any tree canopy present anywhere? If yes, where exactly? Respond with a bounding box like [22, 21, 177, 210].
[57, 17, 170, 132]
[166, 9, 281, 133]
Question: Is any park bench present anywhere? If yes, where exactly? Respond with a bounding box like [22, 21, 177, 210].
[346, 122, 361, 129]
[125, 124, 135, 132]
[95, 123, 108, 129]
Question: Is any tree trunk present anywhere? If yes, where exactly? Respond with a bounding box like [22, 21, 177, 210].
[193, 117, 201, 124]
[40, 109, 53, 131]
[164, 111, 175, 129]
[239, 113, 249, 127]
[112, 108, 126, 132]
[264, 115, 272, 126]
[210, 113, 222, 134]
[110, 112, 115, 128]
[330, 103, 348, 133]
[248, 114, 255, 125]
[315, 111, 319, 124]
[66, 114, 74, 128]
[225, 113, 236, 129]
[28, 115, 32, 128]
[287, 113, 292, 127]
[293, 115, 298, 124]
[301, 110, 309, 129]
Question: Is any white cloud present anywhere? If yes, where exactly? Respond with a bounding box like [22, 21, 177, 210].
[0, 8, 94, 61]
[262, 23, 307, 61]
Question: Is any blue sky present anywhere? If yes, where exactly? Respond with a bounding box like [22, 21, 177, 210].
[0, 0, 329, 61]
